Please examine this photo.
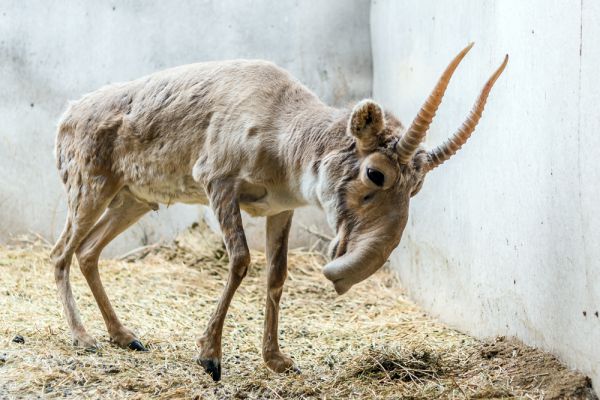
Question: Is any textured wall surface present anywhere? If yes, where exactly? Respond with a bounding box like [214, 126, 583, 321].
[0, 0, 371, 253]
[372, 0, 599, 387]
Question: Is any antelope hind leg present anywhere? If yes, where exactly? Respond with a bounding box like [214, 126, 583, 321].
[76, 188, 154, 351]
[51, 177, 122, 349]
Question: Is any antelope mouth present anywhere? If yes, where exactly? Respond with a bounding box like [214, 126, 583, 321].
[330, 278, 353, 295]
[322, 255, 361, 296]
[322, 266, 352, 295]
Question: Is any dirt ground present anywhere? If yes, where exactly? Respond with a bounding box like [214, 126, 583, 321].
[0, 224, 596, 399]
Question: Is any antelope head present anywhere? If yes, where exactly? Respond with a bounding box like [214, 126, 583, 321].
[321, 43, 508, 294]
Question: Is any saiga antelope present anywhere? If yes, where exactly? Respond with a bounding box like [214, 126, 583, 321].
[51, 43, 507, 381]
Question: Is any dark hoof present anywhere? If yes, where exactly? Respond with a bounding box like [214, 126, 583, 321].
[84, 346, 99, 354]
[198, 358, 221, 382]
[127, 340, 148, 352]
[12, 335, 25, 344]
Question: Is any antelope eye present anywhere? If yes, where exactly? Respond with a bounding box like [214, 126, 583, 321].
[366, 168, 385, 187]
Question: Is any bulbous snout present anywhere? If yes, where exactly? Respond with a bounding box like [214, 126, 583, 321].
[322, 239, 391, 295]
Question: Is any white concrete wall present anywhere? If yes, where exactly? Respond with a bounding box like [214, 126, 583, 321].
[372, 0, 599, 387]
[0, 0, 371, 254]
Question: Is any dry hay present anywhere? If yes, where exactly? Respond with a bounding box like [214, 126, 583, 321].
[0, 223, 596, 399]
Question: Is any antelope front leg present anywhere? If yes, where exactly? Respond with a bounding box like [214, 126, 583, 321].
[197, 179, 250, 382]
[262, 210, 299, 373]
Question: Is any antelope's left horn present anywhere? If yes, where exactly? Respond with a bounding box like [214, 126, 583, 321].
[425, 54, 509, 172]
[396, 43, 474, 164]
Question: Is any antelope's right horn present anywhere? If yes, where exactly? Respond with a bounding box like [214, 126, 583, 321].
[396, 43, 474, 164]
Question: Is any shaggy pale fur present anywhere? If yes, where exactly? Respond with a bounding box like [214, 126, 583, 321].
[51, 46, 507, 381]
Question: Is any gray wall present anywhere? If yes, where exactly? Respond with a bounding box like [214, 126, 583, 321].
[0, 0, 371, 254]
[372, 0, 599, 386]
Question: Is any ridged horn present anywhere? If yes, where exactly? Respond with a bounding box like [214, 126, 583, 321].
[425, 54, 509, 172]
[396, 43, 474, 164]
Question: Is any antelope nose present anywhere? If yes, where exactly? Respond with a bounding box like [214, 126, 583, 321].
[322, 263, 341, 281]
[322, 263, 353, 295]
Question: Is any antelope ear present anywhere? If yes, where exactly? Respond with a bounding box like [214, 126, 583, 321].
[348, 100, 385, 152]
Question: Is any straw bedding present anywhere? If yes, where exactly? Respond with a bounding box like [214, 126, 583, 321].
[0, 223, 596, 399]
